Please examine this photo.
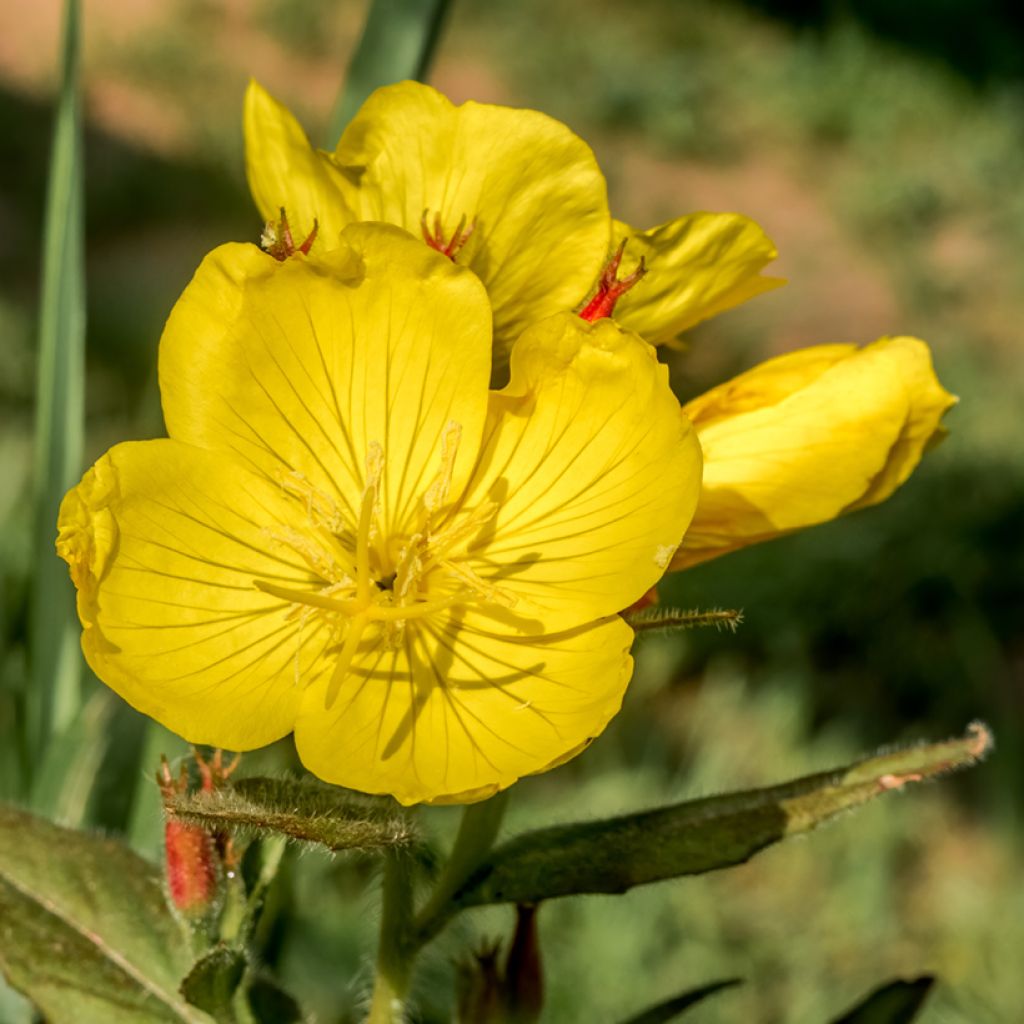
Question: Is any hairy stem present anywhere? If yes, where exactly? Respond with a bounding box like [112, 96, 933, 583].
[367, 850, 416, 1023]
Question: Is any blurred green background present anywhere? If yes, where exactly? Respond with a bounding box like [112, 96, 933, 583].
[1, 0, 1022, 1021]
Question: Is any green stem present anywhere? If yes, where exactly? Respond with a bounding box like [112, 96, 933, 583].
[414, 791, 510, 947]
[367, 850, 416, 1023]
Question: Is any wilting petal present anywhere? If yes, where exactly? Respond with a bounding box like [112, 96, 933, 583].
[244, 79, 354, 248]
[454, 314, 702, 631]
[610, 213, 783, 345]
[334, 81, 611, 364]
[159, 224, 492, 536]
[294, 614, 634, 805]
[56, 440, 334, 748]
[673, 336, 956, 569]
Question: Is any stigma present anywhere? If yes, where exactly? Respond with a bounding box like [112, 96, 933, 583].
[579, 239, 647, 322]
[421, 210, 475, 260]
[261, 206, 318, 261]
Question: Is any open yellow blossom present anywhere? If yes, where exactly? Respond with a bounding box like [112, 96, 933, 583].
[244, 79, 781, 369]
[673, 337, 956, 569]
[57, 225, 701, 805]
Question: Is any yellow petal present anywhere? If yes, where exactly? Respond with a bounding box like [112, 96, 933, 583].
[243, 79, 353, 249]
[56, 440, 334, 748]
[334, 81, 611, 366]
[610, 213, 783, 345]
[294, 614, 634, 805]
[674, 337, 955, 569]
[844, 338, 957, 511]
[454, 313, 702, 631]
[158, 223, 493, 537]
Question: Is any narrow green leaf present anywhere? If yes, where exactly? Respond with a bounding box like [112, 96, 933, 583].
[446, 723, 992, 910]
[0, 802, 211, 1023]
[618, 978, 742, 1024]
[830, 977, 935, 1024]
[28, 0, 86, 783]
[29, 688, 116, 827]
[164, 776, 418, 853]
[179, 946, 246, 1024]
[324, 0, 452, 147]
[128, 721, 188, 856]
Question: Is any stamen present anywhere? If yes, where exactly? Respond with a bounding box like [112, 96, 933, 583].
[579, 239, 647, 322]
[423, 421, 462, 515]
[421, 209, 475, 260]
[440, 559, 518, 608]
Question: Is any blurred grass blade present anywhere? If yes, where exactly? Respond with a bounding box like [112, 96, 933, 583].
[619, 978, 742, 1024]
[30, 689, 115, 827]
[28, 0, 85, 790]
[324, 0, 452, 147]
[126, 720, 187, 856]
[439, 723, 992, 914]
[830, 977, 935, 1024]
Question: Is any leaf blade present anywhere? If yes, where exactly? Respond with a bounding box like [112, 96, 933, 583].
[619, 979, 742, 1024]
[164, 776, 418, 854]
[830, 977, 935, 1024]
[448, 724, 991, 910]
[0, 802, 209, 1023]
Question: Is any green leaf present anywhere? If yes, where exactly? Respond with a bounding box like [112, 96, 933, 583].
[164, 776, 418, 854]
[445, 723, 992, 910]
[246, 976, 303, 1024]
[619, 978, 742, 1024]
[324, 0, 452, 147]
[27, 0, 86, 784]
[830, 977, 935, 1024]
[0, 802, 211, 1023]
[30, 688, 116, 826]
[180, 946, 246, 1024]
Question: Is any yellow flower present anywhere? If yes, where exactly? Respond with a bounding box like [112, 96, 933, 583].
[243, 79, 781, 369]
[672, 338, 956, 570]
[57, 226, 701, 805]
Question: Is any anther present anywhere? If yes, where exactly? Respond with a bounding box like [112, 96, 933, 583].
[421, 210, 475, 260]
[579, 239, 647, 322]
[261, 206, 318, 261]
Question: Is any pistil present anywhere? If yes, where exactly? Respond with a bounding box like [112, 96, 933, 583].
[579, 239, 647, 322]
[421, 210, 475, 260]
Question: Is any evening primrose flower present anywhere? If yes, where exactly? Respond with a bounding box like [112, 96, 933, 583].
[243, 79, 781, 369]
[672, 337, 955, 569]
[57, 225, 701, 805]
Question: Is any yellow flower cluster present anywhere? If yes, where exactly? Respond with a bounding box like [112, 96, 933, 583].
[57, 81, 954, 805]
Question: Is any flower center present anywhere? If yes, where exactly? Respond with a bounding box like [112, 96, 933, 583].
[257, 422, 512, 707]
[421, 209, 475, 260]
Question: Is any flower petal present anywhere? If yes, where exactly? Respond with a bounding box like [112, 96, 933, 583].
[610, 213, 783, 345]
[56, 440, 334, 748]
[159, 223, 493, 537]
[454, 314, 702, 631]
[244, 79, 354, 248]
[294, 615, 634, 805]
[334, 81, 611, 366]
[673, 337, 955, 569]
